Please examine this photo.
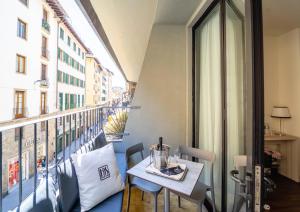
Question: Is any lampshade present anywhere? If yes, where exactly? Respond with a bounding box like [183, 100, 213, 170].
[271, 106, 291, 118]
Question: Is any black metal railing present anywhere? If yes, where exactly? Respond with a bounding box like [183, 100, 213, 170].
[0, 105, 139, 211]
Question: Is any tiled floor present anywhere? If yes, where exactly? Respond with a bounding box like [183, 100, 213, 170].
[122, 185, 203, 212]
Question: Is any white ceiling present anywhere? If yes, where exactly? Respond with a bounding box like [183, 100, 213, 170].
[89, 0, 203, 82]
[155, 0, 201, 24]
[263, 0, 300, 36]
[90, 0, 158, 82]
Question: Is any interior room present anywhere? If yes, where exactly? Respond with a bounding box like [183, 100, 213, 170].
[263, 0, 300, 210]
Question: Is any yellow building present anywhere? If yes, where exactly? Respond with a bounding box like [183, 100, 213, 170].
[85, 54, 102, 106]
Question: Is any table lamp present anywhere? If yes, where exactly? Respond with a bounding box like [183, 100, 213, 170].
[271, 106, 291, 136]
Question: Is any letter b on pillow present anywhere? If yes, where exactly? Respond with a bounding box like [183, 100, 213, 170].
[71, 143, 125, 211]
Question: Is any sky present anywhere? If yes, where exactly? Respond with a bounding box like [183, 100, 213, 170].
[58, 0, 126, 89]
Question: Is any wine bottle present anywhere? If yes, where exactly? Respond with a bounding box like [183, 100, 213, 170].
[159, 137, 163, 151]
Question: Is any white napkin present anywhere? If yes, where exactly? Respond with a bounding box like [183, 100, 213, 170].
[145, 162, 188, 181]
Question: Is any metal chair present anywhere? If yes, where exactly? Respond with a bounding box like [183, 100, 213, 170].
[126, 143, 162, 212]
[175, 145, 216, 212]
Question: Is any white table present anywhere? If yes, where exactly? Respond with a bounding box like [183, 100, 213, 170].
[127, 156, 204, 212]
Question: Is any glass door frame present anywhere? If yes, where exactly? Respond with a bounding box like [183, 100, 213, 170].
[191, 0, 264, 211]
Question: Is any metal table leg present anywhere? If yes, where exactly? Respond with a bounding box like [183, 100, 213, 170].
[164, 187, 170, 212]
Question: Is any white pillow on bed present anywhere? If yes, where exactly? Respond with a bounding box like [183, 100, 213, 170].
[71, 143, 124, 211]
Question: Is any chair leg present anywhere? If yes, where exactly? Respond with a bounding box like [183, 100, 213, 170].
[154, 193, 158, 212]
[178, 196, 181, 208]
[198, 201, 204, 212]
[211, 190, 216, 212]
[127, 186, 131, 212]
[142, 191, 144, 201]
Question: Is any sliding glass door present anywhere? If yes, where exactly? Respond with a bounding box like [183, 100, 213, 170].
[194, 4, 222, 209]
[193, 0, 263, 211]
[225, 1, 245, 211]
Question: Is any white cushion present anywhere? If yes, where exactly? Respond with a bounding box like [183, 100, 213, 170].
[71, 143, 125, 211]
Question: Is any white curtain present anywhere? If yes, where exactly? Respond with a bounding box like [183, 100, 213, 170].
[196, 6, 222, 209]
[226, 3, 245, 211]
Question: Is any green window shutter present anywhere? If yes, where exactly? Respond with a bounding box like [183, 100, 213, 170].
[70, 94, 74, 109]
[59, 93, 63, 111]
[60, 28, 64, 40]
[58, 48, 61, 59]
[65, 93, 68, 110]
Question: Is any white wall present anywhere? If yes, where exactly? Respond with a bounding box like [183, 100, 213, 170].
[123, 25, 186, 153]
[0, 0, 58, 122]
[264, 36, 279, 127]
[264, 29, 300, 137]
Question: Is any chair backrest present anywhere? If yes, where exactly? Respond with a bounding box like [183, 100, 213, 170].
[178, 145, 215, 163]
[125, 143, 144, 185]
[178, 145, 215, 188]
[126, 142, 144, 163]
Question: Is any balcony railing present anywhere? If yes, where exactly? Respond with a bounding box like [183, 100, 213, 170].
[40, 79, 49, 87]
[41, 19, 50, 32]
[0, 105, 139, 211]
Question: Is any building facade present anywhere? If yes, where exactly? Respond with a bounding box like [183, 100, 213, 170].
[57, 22, 88, 111]
[99, 68, 113, 105]
[0, 0, 58, 122]
[0, 0, 61, 196]
[85, 54, 102, 106]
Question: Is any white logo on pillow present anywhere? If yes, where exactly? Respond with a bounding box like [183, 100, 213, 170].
[71, 143, 124, 211]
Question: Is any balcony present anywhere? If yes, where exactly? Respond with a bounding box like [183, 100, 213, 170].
[41, 19, 50, 32]
[0, 105, 135, 211]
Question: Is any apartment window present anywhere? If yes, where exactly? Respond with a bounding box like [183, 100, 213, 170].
[70, 76, 74, 85]
[57, 48, 62, 60]
[65, 73, 69, 84]
[78, 48, 81, 56]
[63, 52, 69, 64]
[41, 92, 47, 114]
[59, 93, 63, 111]
[43, 9, 48, 22]
[60, 28, 64, 40]
[82, 52, 84, 60]
[82, 95, 84, 106]
[41, 64, 47, 80]
[71, 58, 75, 67]
[57, 70, 62, 82]
[70, 94, 74, 109]
[73, 42, 76, 51]
[15, 127, 23, 141]
[67, 36, 71, 46]
[16, 54, 26, 74]
[65, 93, 69, 110]
[102, 97, 106, 101]
[42, 36, 48, 58]
[19, 0, 28, 6]
[78, 94, 81, 107]
[17, 19, 27, 39]
[15, 91, 25, 118]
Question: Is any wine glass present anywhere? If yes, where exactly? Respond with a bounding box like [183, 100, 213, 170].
[173, 149, 182, 174]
